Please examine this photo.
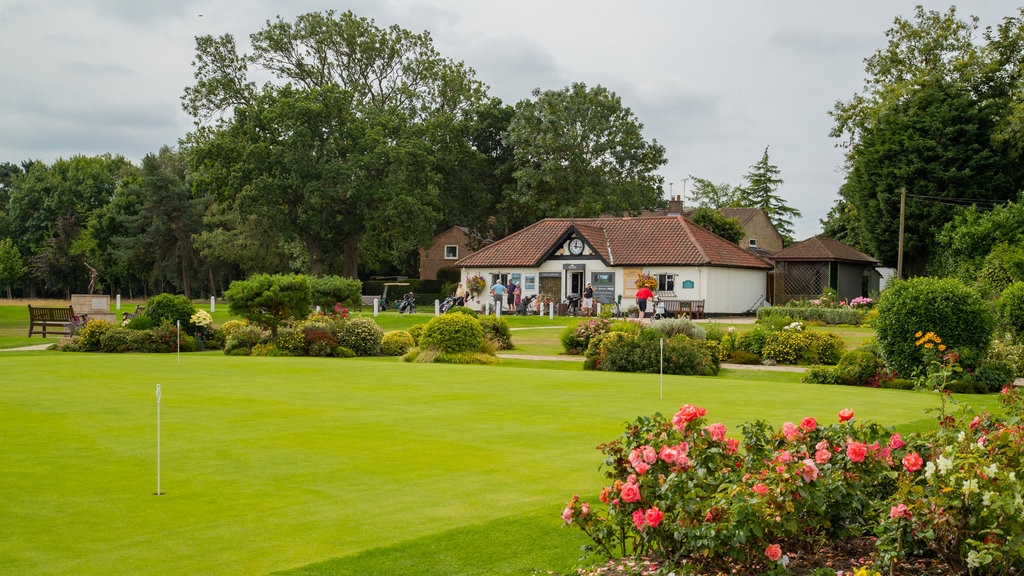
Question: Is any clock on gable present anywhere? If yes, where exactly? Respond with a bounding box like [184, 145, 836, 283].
[568, 238, 585, 255]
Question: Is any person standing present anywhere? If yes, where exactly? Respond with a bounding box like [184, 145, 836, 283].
[454, 282, 468, 307]
[635, 285, 654, 319]
[582, 282, 594, 316]
[506, 281, 516, 311]
[491, 279, 506, 312]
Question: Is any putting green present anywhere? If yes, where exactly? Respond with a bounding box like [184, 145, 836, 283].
[0, 351, 943, 575]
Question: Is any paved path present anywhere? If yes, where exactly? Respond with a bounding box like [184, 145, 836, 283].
[497, 352, 807, 372]
[0, 343, 52, 352]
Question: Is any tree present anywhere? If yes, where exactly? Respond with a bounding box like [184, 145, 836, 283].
[827, 7, 1024, 274]
[687, 176, 738, 209]
[688, 207, 745, 245]
[931, 197, 1024, 281]
[224, 273, 312, 337]
[734, 146, 801, 244]
[503, 82, 667, 227]
[183, 10, 486, 277]
[0, 238, 24, 298]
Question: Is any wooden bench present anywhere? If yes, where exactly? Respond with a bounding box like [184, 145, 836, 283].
[27, 305, 87, 337]
[361, 295, 381, 308]
[661, 299, 705, 320]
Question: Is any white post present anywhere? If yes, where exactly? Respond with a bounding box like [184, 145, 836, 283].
[496, 301, 501, 319]
[116, 294, 121, 310]
[434, 299, 440, 315]
[539, 301, 545, 316]
[155, 383, 162, 495]
[549, 302, 554, 320]
[176, 320, 180, 365]
[210, 296, 215, 313]
[485, 301, 491, 315]
[373, 298, 379, 316]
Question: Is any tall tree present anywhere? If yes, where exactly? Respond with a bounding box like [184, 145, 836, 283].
[687, 176, 738, 209]
[503, 82, 667, 227]
[183, 10, 486, 277]
[735, 146, 801, 244]
[688, 207, 745, 245]
[827, 7, 1024, 274]
[0, 237, 24, 298]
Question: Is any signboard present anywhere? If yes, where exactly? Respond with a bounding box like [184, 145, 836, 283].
[682, 280, 695, 289]
[524, 274, 535, 290]
[562, 263, 585, 271]
[591, 272, 616, 304]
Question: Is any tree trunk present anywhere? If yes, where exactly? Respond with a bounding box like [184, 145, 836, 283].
[181, 256, 191, 298]
[341, 236, 359, 278]
[308, 236, 324, 276]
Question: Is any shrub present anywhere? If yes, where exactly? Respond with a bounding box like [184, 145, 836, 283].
[647, 317, 706, 340]
[125, 329, 162, 353]
[874, 277, 994, 376]
[224, 273, 311, 337]
[224, 325, 268, 355]
[309, 275, 362, 310]
[446, 306, 478, 318]
[761, 330, 844, 365]
[124, 315, 154, 331]
[835, 349, 885, 386]
[149, 322, 196, 352]
[585, 332, 718, 376]
[987, 339, 1024, 378]
[99, 327, 132, 353]
[407, 323, 425, 345]
[727, 349, 762, 364]
[478, 316, 513, 350]
[757, 306, 864, 325]
[336, 316, 383, 356]
[419, 313, 487, 355]
[144, 294, 198, 331]
[561, 318, 612, 354]
[996, 281, 1024, 344]
[734, 327, 769, 356]
[76, 319, 115, 352]
[381, 331, 415, 356]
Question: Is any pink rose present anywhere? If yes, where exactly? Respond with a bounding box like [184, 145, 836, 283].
[580, 502, 590, 517]
[800, 416, 817, 432]
[888, 433, 905, 450]
[902, 451, 923, 472]
[633, 461, 651, 475]
[752, 482, 768, 496]
[846, 441, 867, 463]
[782, 421, 800, 442]
[672, 404, 707, 430]
[766, 543, 783, 562]
[838, 408, 855, 422]
[632, 509, 646, 530]
[642, 445, 658, 464]
[645, 507, 664, 528]
[890, 503, 910, 519]
[561, 506, 573, 523]
[815, 448, 831, 464]
[620, 481, 642, 503]
[776, 450, 793, 464]
[658, 444, 680, 464]
[799, 459, 819, 482]
[724, 437, 740, 454]
[704, 422, 727, 442]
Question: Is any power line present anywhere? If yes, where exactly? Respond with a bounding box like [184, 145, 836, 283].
[905, 193, 1005, 209]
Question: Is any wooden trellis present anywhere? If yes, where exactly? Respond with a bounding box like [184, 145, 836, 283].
[774, 261, 829, 304]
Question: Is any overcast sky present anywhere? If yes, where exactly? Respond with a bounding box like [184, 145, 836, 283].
[0, 1, 1015, 239]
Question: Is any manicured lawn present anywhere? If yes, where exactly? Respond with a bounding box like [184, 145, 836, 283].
[1, 349, 966, 576]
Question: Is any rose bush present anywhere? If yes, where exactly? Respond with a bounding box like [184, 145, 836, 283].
[562, 390, 1024, 575]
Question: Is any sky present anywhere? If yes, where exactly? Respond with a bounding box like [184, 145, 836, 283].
[0, 1, 1016, 240]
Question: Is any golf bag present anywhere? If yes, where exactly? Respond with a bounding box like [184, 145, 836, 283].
[515, 294, 538, 315]
[397, 292, 417, 314]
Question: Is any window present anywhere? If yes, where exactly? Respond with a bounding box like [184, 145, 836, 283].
[444, 245, 458, 259]
[748, 238, 758, 247]
[657, 274, 675, 292]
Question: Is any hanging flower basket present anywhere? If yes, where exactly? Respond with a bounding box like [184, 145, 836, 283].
[635, 273, 657, 290]
[467, 275, 487, 298]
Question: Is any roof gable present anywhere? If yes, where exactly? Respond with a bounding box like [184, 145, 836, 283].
[772, 235, 878, 264]
[455, 216, 772, 270]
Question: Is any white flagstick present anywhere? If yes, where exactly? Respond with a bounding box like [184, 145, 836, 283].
[176, 320, 180, 365]
[155, 383, 163, 495]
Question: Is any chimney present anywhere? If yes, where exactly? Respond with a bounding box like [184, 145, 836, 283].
[668, 195, 683, 215]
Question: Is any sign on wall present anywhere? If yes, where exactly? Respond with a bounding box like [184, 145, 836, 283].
[591, 272, 616, 304]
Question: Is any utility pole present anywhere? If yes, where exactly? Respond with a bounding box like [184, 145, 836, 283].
[896, 188, 906, 280]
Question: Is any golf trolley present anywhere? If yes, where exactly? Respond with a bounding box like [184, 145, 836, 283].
[515, 294, 538, 315]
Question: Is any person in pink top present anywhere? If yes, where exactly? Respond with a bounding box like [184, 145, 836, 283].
[635, 286, 654, 319]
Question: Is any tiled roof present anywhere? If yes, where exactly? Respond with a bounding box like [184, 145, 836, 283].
[455, 216, 772, 270]
[771, 235, 878, 264]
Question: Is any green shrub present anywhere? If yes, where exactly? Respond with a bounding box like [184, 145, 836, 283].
[407, 323, 425, 345]
[419, 313, 486, 354]
[987, 339, 1024, 378]
[880, 378, 915, 390]
[727, 349, 761, 364]
[835, 349, 884, 386]
[561, 318, 612, 354]
[99, 327, 132, 353]
[734, 327, 769, 356]
[478, 316, 513, 350]
[584, 332, 718, 376]
[124, 315, 154, 331]
[761, 329, 844, 365]
[125, 329, 162, 353]
[648, 317, 706, 340]
[335, 346, 356, 358]
[757, 306, 864, 325]
[76, 319, 115, 352]
[874, 277, 995, 376]
[224, 273, 311, 337]
[997, 281, 1024, 344]
[336, 316, 383, 356]
[381, 331, 415, 356]
[446, 306, 478, 318]
[274, 327, 307, 356]
[309, 275, 362, 310]
[224, 325, 268, 355]
[144, 294, 198, 331]
[802, 365, 844, 385]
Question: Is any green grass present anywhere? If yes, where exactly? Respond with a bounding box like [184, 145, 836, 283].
[1, 349, 971, 576]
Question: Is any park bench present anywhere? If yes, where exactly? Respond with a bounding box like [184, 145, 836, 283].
[361, 295, 381, 309]
[27, 305, 87, 337]
[661, 299, 705, 320]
